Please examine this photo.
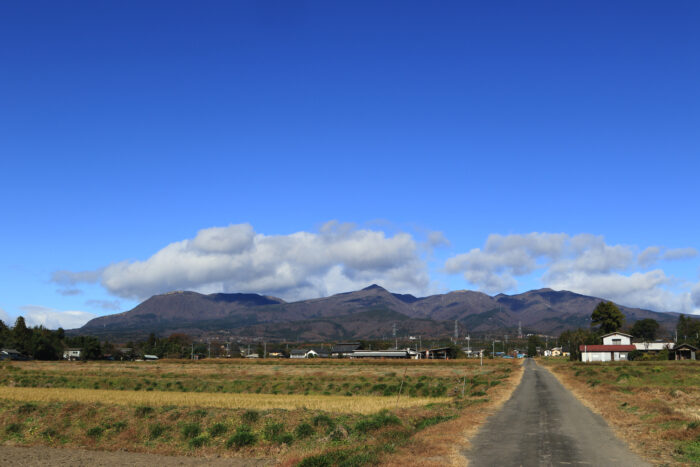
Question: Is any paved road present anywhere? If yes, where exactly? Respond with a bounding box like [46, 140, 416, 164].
[464, 359, 650, 467]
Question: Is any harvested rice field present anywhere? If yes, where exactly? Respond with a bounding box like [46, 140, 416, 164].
[0, 358, 522, 466]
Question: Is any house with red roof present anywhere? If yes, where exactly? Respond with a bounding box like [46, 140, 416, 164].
[580, 332, 635, 362]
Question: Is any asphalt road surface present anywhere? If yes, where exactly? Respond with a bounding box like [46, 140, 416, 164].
[464, 359, 650, 467]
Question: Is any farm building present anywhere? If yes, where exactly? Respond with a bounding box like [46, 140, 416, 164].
[671, 343, 697, 360]
[424, 347, 456, 359]
[289, 348, 330, 359]
[331, 343, 362, 358]
[349, 349, 413, 359]
[63, 348, 82, 361]
[580, 333, 635, 362]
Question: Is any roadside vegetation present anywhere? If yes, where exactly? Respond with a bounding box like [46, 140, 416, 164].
[0, 358, 520, 465]
[542, 359, 700, 466]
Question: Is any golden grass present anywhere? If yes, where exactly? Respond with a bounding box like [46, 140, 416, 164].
[541, 360, 700, 466]
[0, 386, 446, 414]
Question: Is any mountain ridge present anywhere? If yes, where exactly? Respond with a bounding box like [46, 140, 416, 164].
[75, 285, 679, 340]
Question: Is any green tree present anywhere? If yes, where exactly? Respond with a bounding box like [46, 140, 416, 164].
[527, 335, 541, 357]
[676, 315, 700, 345]
[560, 328, 598, 361]
[630, 319, 660, 341]
[591, 301, 625, 334]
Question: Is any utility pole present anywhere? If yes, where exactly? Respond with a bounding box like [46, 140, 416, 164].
[454, 320, 459, 342]
[393, 322, 398, 349]
[207, 339, 211, 359]
[466, 334, 471, 354]
[518, 321, 522, 339]
[191, 343, 194, 360]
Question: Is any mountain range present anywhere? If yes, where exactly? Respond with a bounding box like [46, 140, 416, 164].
[75, 285, 679, 340]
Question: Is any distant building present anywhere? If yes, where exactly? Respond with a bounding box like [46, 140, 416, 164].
[349, 349, 413, 359]
[331, 343, 362, 358]
[580, 333, 635, 362]
[671, 343, 697, 360]
[63, 348, 82, 361]
[0, 349, 28, 361]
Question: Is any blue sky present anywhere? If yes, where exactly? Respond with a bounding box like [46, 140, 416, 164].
[1, 1, 699, 329]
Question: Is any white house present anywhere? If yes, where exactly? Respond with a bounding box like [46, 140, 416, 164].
[580, 333, 635, 362]
[63, 348, 82, 361]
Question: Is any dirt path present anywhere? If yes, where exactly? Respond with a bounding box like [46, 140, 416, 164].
[463, 359, 650, 466]
[0, 445, 273, 467]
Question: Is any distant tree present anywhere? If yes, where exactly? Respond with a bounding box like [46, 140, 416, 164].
[560, 328, 598, 361]
[12, 316, 33, 354]
[527, 335, 541, 357]
[591, 301, 625, 334]
[630, 319, 660, 341]
[676, 315, 700, 345]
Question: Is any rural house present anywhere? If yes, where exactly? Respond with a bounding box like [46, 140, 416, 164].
[580, 332, 635, 362]
[63, 348, 82, 361]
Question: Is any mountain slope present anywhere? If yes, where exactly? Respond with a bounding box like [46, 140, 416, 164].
[76, 285, 679, 339]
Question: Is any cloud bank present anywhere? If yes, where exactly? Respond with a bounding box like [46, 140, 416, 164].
[20, 306, 97, 329]
[53, 222, 433, 302]
[445, 233, 699, 313]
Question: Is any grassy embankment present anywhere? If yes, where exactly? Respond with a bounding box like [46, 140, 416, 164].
[0, 359, 521, 466]
[541, 359, 700, 466]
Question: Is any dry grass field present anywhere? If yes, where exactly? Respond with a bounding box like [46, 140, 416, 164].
[541, 359, 700, 466]
[0, 358, 522, 466]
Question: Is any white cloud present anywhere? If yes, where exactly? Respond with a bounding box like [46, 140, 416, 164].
[663, 247, 698, 261]
[53, 222, 431, 302]
[0, 307, 10, 325]
[638, 246, 661, 268]
[20, 305, 97, 330]
[445, 232, 700, 313]
[427, 231, 450, 248]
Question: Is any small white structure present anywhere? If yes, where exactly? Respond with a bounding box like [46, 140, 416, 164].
[63, 348, 82, 361]
[601, 332, 632, 346]
[143, 354, 159, 360]
[633, 342, 674, 351]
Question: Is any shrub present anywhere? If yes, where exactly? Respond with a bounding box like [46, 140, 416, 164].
[17, 403, 37, 414]
[312, 414, 335, 429]
[86, 426, 104, 438]
[111, 421, 127, 432]
[226, 426, 257, 449]
[295, 422, 314, 439]
[5, 423, 22, 435]
[354, 410, 400, 432]
[188, 434, 210, 448]
[149, 423, 167, 440]
[208, 422, 228, 437]
[263, 422, 292, 444]
[242, 410, 259, 424]
[41, 428, 58, 439]
[181, 423, 201, 439]
[135, 406, 154, 417]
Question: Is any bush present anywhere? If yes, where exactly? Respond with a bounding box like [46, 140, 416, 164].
[17, 403, 37, 414]
[226, 426, 257, 448]
[5, 423, 22, 435]
[311, 414, 335, 429]
[353, 410, 400, 432]
[181, 423, 201, 439]
[149, 423, 167, 440]
[86, 426, 104, 438]
[263, 422, 293, 444]
[188, 434, 210, 448]
[242, 410, 259, 424]
[295, 422, 314, 439]
[135, 406, 154, 417]
[208, 422, 228, 437]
